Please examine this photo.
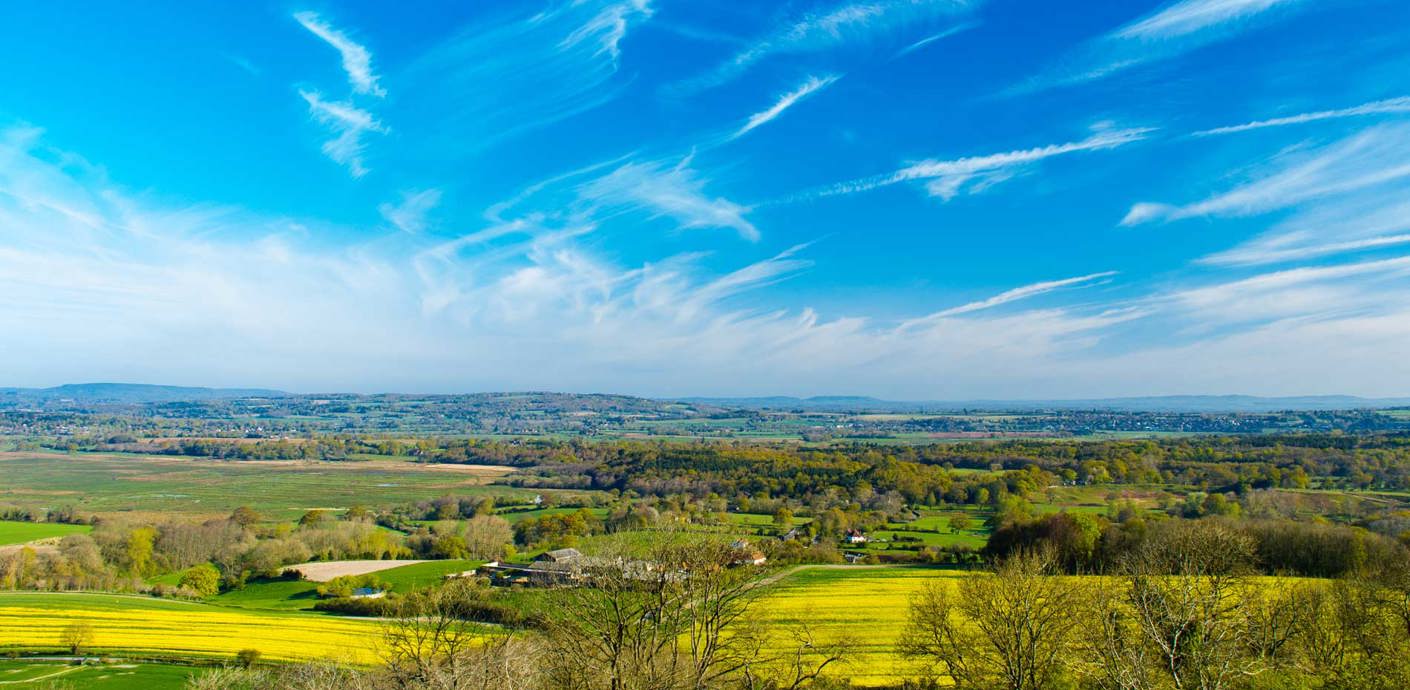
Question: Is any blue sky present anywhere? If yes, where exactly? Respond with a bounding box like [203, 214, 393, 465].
[1, 0, 1409, 398]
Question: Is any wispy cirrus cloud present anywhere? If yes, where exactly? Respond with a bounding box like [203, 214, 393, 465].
[913, 271, 1120, 322]
[1014, 0, 1306, 92]
[794, 125, 1152, 201]
[1193, 95, 1410, 136]
[15, 122, 1410, 397]
[895, 21, 976, 57]
[1117, 0, 1300, 40]
[562, 0, 653, 63]
[1203, 233, 1410, 267]
[294, 11, 385, 97]
[674, 0, 975, 93]
[732, 74, 841, 140]
[405, 0, 652, 150]
[578, 155, 760, 241]
[1165, 255, 1410, 326]
[379, 189, 443, 234]
[1198, 183, 1410, 266]
[1123, 123, 1410, 225]
[299, 90, 387, 177]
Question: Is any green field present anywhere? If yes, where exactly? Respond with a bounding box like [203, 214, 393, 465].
[211, 578, 321, 611]
[494, 506, 610, 524]
[379, 559, 482, 592]
[209, 560, 483, 611]
[0, 452, 528, 519]
[0, 520, 90, 546]
[0, 659, 201, 689]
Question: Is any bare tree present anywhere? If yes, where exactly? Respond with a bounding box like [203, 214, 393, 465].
[737, 623, 853, 690]
[60, 620, 94, 656]
[1118, 520, 1260, 690]
[901, 549, 1085, 690]
[538, 532, 768, 690]
[678, 540, 762, 689]
[1078, 581, 1158, 690]
[381, 578, 488, 689]
[1294, 575, 1410, 690]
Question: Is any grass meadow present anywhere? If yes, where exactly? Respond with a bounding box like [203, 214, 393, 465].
[0, 659, 203, 689]
[0, 520, 90, 546]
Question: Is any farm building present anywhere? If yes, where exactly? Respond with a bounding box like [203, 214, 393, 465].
[845, 529, 868, 544]
[730, 539, 767, 566]
[350, 587, 385, 599]
[536, 548, 583, 564]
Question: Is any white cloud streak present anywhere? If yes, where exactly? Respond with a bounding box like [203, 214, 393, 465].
[804, 126, 1152, 200]
[294, 11, 386, 97]
[676, 0, 974, 93]
[1123, 123, 1410, 225]
[1116, 0, 1299, 40]
[903, 271, 1118, 328]
[404, 0, 651, 151]
[1194, 96, 1410, 136]
[379, 189, 443, 234]
[895, 21, 976, 56]
[1013, 0, 1306, 92]
[578, 156, 760, 241]
[300, 90, 387, 177]
[562, 0, 653, 63]
[732, 75, 840, 140]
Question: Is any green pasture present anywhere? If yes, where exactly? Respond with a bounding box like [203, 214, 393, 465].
[0, 452, 530, 519]
[0, 659, 202, 689]
[0, 520, 90, 546]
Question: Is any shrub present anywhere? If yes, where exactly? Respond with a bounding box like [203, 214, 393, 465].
[316, 573, 387, 599]
[236, 648, 262, 668]
[179, 563, 221, 597]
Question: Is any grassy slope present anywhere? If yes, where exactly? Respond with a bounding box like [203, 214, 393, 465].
[208, 560, 483, 611]
[211, 579, 321, 611]
[0, 520, 90, 546]
[379, 560, 482, 593]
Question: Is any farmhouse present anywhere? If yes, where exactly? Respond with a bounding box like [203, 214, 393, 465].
[845, 529, 868, 544]
[730, 539, 767, 566]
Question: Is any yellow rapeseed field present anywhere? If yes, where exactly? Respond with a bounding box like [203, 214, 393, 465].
[0, 592, 385, 664]
[751, 566, 970, 687]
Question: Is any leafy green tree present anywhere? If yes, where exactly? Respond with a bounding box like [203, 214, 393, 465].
[230, 506, 261, 527]
[299, 509, 328, 526]
[772, 507, 794, 529]
[125, 527, 157, 576]
[179, 563, 221, 597]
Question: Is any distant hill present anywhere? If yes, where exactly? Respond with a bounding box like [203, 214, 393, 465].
[2, 384, 1406, 413]
[680, 394, 1410, 413]
[0, 383, 287, 404]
